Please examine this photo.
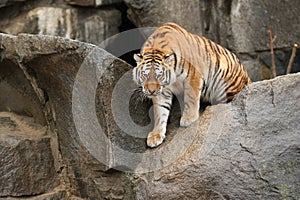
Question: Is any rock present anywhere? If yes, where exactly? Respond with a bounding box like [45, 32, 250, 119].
[131, 73, 300, 199]
[0, 112, 61, 197]
[241, 58, 262, 82]
[125, 0, 202, 34]
[230, 0, 300, 53]
[0, 0, 28, 8]
[260, 49, 300, 76]
[3, 190, 67, 200]
[65, 0, 122, 7]
[198, 0, 232, 47]
[0, 33, 136, 199]
[0, 6, 121, 45]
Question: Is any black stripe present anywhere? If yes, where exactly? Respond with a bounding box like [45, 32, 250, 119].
[229, 51, 236, 62]
[209, 40, 221, 70]
[212, 69, 223, 90]
[223, 66, 230, 78]
[161, 43, 168, 49]
[158, 104, 170, 111]
[186, 62, 191, 77]
[227, 76, 244, 92]
[162, 91, 172, 99]
[186, 92, 195, 100]
[203, 39, 212, 82]
[166, 23, 186, 34]
[225, 68, 240, 91]
[173, 51, 177, 71]
[202, 80, 207, 97]
[176, 41, 185, 76]
[221, 49, 231, 78]
[207, 39, 214, 53]
[164, 101, 172, 108]
[224, 49, 234, 74]
[202, 37, 210, 63]
[160, 121, 167, 125]
[179, 65, 184, 76]
[215, 43, 222, 54]
[184, 103, 190, 110]
[215, 55, 220, 69]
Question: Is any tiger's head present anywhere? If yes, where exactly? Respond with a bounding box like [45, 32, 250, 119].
[133, 50, 176, 97]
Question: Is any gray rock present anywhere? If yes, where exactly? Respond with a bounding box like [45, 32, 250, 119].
[0, 0, 28, 8]
[0, 33, 135, 199]
[0, 6, 121, 45]
[65, 0, 122, 7]
[198, 0, 232, 47]
[260, 49, 300, 77]
[132, 73, 300, 199]
[2, 190, 67, 200]
[230, 0, 300, 53]
[125, 0, 202, 34]
[241, 58, 262, 82]
[0, 112, 60, 197]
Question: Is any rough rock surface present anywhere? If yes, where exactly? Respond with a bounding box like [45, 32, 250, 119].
[132, 73, 300, 199]
[0, 33, 134, 199]
[0, 112, 63, 198]
[1, 32, 299, 199]
[65, 0, 122, 7]
[230, 0, 300, 53]
[0, 3, 121, 45]
[125, 0, 300, 80]
[124, 0, 202, 34]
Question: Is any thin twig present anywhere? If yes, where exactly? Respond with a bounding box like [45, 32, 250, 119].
[268, 26, 277, 78]
[286, 44, 298, 74]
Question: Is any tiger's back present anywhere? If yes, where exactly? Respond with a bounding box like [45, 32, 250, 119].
[141, 22, 251, 104]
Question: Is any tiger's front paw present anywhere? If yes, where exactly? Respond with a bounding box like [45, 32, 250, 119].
[180, 114, 199, 127]
[147, 130, 166, 148]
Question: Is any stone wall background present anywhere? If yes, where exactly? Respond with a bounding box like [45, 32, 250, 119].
[1, 0, 299, 81]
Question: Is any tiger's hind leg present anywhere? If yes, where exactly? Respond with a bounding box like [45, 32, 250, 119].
[180, 78, 202, 127]
[147, 91, 173, 147]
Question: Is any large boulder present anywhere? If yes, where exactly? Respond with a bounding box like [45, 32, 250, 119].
[131, 73, 300, 199]
[0, 33, 135, 199]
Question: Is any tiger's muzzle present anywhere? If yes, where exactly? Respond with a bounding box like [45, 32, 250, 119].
[143, 81, 162, 96]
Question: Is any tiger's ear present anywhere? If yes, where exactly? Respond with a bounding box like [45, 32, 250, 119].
[134, 53, 143, 63]
[164, 54, 175, 66]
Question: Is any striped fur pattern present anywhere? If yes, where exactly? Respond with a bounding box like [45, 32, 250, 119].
[133, 22, 251, 147]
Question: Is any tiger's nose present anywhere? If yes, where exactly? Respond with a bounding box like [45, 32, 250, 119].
[148, 89, 155, 94]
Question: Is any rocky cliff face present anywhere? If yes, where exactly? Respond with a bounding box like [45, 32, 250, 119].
[0, 0, 300, 199]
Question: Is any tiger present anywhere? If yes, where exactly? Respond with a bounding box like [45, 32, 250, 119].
[133, 22, 251, 148]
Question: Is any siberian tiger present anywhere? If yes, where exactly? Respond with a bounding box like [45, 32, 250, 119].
[133, 22, 251, 148]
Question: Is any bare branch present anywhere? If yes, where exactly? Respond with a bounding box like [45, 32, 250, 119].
[286, 44, 298, 74]
[272, 35, 277, 43]
[268, 26, 277, 78]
